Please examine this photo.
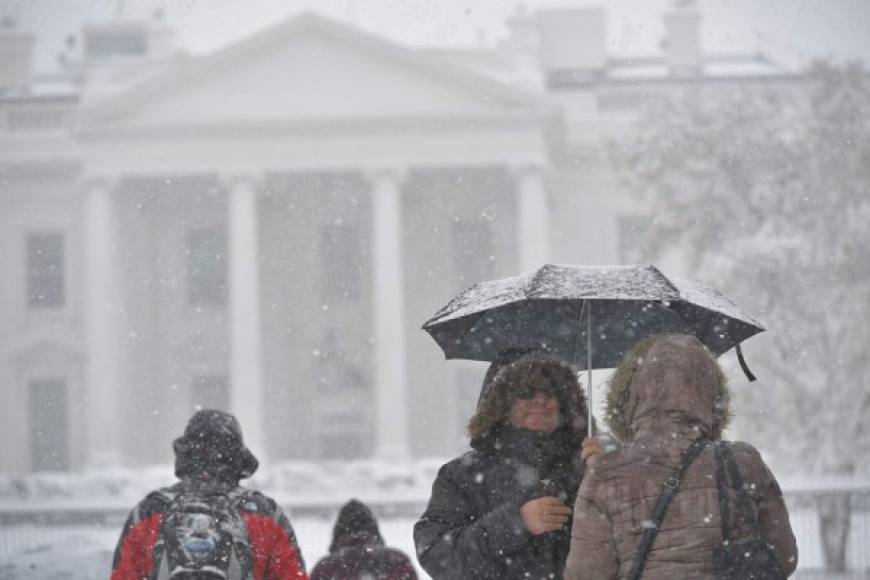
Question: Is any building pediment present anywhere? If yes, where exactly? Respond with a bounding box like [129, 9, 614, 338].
[81, 13, 544, 131]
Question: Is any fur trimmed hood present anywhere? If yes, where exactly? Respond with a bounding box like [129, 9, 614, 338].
[605, 334, 732, 444]
[468, 355, 589, 451]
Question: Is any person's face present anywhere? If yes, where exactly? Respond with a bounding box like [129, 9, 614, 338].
[508, 387, 561, 433]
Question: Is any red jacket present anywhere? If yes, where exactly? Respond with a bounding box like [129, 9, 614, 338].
[111, 482, 308, 580]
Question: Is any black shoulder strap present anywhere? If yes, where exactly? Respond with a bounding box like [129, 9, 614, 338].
[231, 488, 262, 515]
[714, 442, 732, 543]
[721, 443, 763, 539]
[626, 438, 709, 580]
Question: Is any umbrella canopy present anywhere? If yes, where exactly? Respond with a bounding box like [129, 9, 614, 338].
[423, 264, 764, 372]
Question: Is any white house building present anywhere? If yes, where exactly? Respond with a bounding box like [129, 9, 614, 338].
[0, 3, 794, 473]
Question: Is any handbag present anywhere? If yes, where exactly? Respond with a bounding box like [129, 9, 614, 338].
[626, 438, 709, 580]
[712, 442, 788, 580]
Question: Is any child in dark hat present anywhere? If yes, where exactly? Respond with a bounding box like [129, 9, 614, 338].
[311, 499, 417, 580]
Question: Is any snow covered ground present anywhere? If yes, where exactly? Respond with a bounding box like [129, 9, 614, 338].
[0, 460, 434, 578]
[4, 513, 870, 580]
[0, 517, 423, 580]
[2, 463, 869, 579]
[3, 510, 870, 579]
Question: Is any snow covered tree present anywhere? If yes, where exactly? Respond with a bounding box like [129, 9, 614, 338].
[613, 62, 870, 480]
[613, 63, 870, 570]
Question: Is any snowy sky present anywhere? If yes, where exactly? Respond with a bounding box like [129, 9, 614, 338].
[4, 0, 870, 74]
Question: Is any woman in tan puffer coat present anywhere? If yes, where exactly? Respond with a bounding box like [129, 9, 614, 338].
[563, 334, 798, 580]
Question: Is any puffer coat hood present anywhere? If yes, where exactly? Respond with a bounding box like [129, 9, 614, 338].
[468, 354, 589, 451]
[605, 334, 731, 444]
[313, 499, 418, 579]
[329, 499, 384, 553]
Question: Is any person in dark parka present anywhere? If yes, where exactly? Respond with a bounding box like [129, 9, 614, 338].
[414, 354, 601, 580]
[310, 499, 417, 580]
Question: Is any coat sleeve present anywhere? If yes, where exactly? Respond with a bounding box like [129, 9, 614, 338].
[563, 492, 618, 580]
[734, 443, 799, 576]
[111, 500, 164, 580]
[244, 502, 308, 580]
[308, 559, 327, 580]
[413, 463, 530, 579]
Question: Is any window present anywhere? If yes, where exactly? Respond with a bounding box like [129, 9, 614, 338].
[86, 31, 147, 57]
[319, 220, 362, 301]
[29, 379, 70, 472]
[451, 219, 494, 291]
[315, 331, 366, 393]
[27, 233, 65, 308]
[191, 374, 229, 411]
[187, 225, 228, 304]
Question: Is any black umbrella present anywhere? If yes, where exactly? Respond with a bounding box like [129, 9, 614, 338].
[423, 264, 764, 433]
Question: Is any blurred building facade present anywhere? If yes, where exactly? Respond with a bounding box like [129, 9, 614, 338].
[0, 3, 795, 472]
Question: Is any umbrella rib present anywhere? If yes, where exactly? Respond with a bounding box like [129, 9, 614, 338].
[446, 311, 488, 358]
[648, 264, 682, 298]
[648, 299, 693, 332]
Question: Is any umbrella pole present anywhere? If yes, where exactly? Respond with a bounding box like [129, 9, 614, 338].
[587, 300, 593, 437]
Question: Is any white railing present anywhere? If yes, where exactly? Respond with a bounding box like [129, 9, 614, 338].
[0, 100, 75, 133]
[784, 488, 870, 571]
[1, 489, 868, 575]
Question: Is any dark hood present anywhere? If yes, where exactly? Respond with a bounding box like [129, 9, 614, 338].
[173, 409, 259, 484]
[468, 354, 589, 452]
[329, 499, 384, 553]
[605, 334, 731, 444]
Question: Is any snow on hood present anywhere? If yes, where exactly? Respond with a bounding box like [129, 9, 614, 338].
[606, 334, 731, 443]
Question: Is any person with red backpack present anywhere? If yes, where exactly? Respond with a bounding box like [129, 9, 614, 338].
[111, 409, 308, 580]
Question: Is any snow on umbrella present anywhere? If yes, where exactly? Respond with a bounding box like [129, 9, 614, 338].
[422, 264, 765, 433]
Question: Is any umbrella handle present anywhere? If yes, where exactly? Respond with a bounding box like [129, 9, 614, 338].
[572, 299, 594, 438]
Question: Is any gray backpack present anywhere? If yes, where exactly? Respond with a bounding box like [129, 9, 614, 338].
[150, 488, 254, 580]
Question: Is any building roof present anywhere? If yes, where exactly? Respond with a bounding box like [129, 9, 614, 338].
[78, 12, 546, 130]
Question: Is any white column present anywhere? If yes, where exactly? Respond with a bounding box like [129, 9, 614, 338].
[517, 165, 551, 272]
[370, 169, 409, 460]
[228, 177, 264, 457]
[85, 180, 122, 467]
